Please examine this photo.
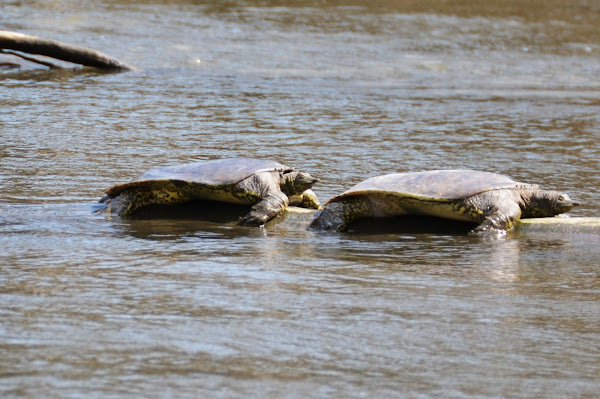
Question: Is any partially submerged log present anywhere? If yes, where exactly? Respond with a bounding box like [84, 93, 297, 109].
[518, 217, 600, 234]
[0, 30, 135, 71]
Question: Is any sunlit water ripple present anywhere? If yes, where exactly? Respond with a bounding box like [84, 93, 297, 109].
[1, 1, 599, 398]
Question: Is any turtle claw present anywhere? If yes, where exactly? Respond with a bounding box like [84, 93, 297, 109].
[238, 213, 269, 227]
[469, 226, 508, 239]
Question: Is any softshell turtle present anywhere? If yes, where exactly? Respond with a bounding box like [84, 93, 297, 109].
[309, 170, 579, 233]
[95, 157, 321, 226]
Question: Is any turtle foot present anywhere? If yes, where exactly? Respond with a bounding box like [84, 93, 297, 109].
[238, 214, 268, 227]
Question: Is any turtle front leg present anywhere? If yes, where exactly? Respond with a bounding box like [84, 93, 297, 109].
[95, 192, 135, 216]
[472, 201, 522, 233]
[309, 202, 348, 231]
[239, 192, 289, 226]
[309, 199, 371, 232]
[288, 189, 322, 210]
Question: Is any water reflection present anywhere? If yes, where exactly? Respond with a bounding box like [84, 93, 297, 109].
[97, 202, 320, 240]
[345, 215, 478, 235]
[0, 64, 119, 81]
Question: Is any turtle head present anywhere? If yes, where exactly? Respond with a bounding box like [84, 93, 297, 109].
[281, 171, 319, 196]
[523, 190, 580, 217]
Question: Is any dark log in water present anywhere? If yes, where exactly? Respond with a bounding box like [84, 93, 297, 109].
[0, 30, 135, 71]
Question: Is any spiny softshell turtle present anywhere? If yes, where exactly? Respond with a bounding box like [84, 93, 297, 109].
[95, 157, 321, 226]
[309, 170, 579, 233]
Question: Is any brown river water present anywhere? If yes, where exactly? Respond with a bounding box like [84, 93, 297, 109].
[1, 1, 599, 397]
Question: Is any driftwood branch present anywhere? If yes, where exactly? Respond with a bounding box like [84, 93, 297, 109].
[0, 30, 135, 71]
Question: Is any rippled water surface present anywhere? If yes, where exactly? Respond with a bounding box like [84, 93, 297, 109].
[1, 1, 599, 397]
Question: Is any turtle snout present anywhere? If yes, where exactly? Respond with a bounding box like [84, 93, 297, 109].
[296, 173, 319, 187]
[556, 194, 580, 213]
